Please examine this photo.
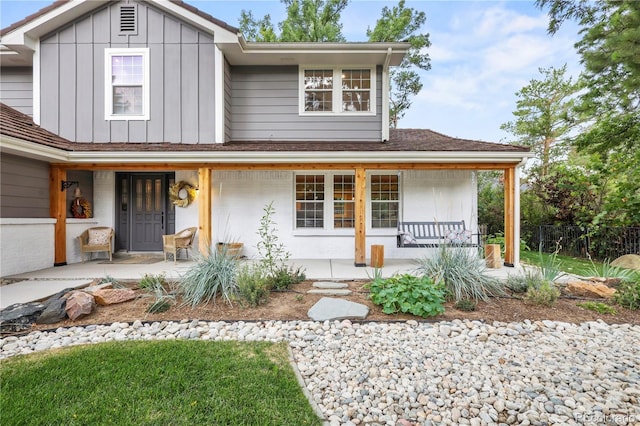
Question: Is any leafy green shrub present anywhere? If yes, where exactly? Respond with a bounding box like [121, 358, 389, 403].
[177, 248, 239, 307]
[524, 281, 560, 306]
[416, 246, 505, 302]
[147, 299, 172, 313]
[365, 274, 445, 318]
[140, 277, 176, 313]
[236, 266, 270, 307]
[506, 268, 548, 293]
[613, 280, 640, 310]
[256, 201, 290, 277]
[139, 273, 167, 290]
[576, 301, 617, 315]
[267, 265, 306, 290]
[255, 202, 306, 290]
[454, 299, 477, 312]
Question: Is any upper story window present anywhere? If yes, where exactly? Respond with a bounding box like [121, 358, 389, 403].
[104, 48, 149, 120]
[300, 67, 375, 115]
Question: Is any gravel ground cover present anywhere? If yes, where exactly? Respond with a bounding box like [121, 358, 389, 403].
[1, 319, 639, 426]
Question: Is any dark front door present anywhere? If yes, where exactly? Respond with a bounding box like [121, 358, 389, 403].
[131, 174, 167, 251]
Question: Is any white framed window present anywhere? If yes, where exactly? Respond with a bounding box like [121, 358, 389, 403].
[295, 174, 325, 228]
[295, 172, 398, 230]
[104, 48, 150, 120]
[300, 66, 376, 115]
[333, 174, 355, 228]
[370, 174, 399, 228]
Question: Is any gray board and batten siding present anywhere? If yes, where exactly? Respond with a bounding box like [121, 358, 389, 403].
[0, 67, 33, 117]
[230, 66, 383, 142]
[39, 1, 216, 144]
[0, 154, 49, 218]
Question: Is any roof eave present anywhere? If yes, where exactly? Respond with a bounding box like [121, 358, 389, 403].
[0, 137, 532, 165]
[220, 39, 409, 66]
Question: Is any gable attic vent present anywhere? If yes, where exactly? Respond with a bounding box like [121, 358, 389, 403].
[119, 5, 137, 35]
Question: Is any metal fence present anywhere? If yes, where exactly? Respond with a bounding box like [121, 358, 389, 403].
[521, 225, 640, 260]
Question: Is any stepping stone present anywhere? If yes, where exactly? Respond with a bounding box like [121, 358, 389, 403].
[313, 281, 349, 289]
[307, 289, 352, 296]
[308, 297, 369, 321]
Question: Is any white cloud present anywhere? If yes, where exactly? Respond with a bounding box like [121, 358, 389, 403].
[398, 1, 582, 141]
[474, 6, 547, 38]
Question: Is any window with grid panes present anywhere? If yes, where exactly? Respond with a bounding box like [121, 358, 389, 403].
[303, 69, 333, 112]
[105, 48, 149, 120]
[341, 69, 371, 112]
[333, 175, 354, 228]
[295, 175, 324, 228]
[371, 175, 399, 228]
[300, 67, 375, 114]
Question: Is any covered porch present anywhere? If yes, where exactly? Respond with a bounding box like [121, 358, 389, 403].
[50, 160, 525, 268]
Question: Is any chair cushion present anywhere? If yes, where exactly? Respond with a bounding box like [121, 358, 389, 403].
[175, 229, 192, 238]
[88, 229, 110, 246]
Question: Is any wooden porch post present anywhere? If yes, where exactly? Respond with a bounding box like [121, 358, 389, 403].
[354, 167, 367, 266]
[504, 166, 516, 267]
[50, 165, 67, 266]
[198, 168, 212, 255]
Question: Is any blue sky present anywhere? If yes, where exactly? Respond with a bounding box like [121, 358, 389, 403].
[0, 0, 581, 143]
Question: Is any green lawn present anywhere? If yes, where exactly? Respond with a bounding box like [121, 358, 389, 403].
[520, 250, 640, 279]
[1, 340, 321, 426]
[520, 250, 598, 275]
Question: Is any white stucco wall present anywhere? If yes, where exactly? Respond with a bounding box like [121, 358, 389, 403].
[55, 168, 478, 265]
[208, 169, 478, 260]
[0, 218, 55, 276]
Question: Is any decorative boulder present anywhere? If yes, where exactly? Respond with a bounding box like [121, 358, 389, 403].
[0, 302, 45, 333]
[611, 254, 640, 271]
[65, 291, 95, 320]
[36, 297, 68, 324]
[566, 281, 616, 299]
[93, 288, 136, 306]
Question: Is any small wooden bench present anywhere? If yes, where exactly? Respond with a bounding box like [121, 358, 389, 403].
[397, 220, 477, 248]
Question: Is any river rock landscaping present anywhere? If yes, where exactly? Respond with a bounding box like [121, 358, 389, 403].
[1, 318, 639, 425]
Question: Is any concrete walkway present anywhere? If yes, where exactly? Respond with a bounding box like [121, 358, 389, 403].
[0, 256, 522, 309]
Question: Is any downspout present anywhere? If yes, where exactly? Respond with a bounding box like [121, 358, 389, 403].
[33, 39, 41, 125]
[514, 157, 528, 267]
[381, 48, 392, 142]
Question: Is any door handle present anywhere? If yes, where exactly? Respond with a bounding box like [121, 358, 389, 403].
[162, 211, 164, 228]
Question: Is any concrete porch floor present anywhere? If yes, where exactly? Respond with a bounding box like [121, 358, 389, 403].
[0, 255, 523, 310]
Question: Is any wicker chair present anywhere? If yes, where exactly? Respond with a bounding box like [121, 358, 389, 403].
[77, 227, 114, 262]
[163, 227, 197, 263]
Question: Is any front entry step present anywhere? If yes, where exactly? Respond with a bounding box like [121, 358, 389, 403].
[308, 281, 352, 296]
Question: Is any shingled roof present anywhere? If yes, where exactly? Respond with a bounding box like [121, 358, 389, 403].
[0, 0, 239, 37]
[0, 103, 528, 153]
[0, 103, 72, 149]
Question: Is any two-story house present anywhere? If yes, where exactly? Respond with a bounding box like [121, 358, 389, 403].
[0, 0, 530, 276]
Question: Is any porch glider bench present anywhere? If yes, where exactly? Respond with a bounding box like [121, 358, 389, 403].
[397, 220, 477, 248]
